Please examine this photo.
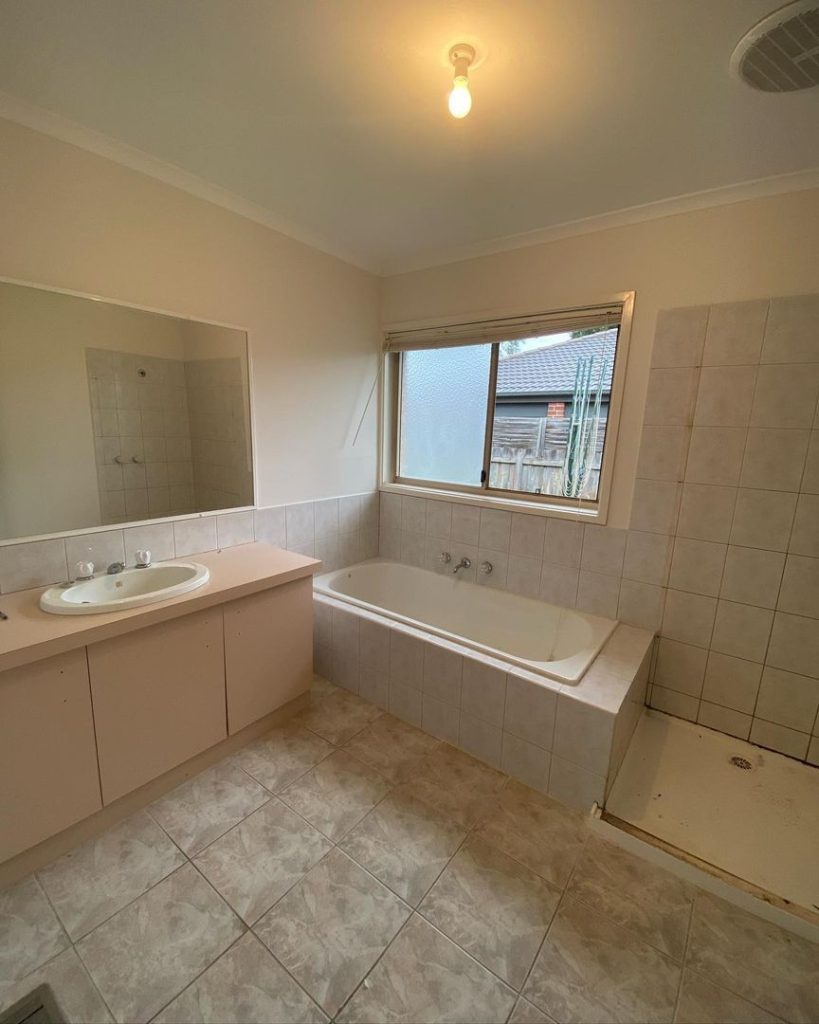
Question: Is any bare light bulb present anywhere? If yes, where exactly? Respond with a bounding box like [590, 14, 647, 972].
[448, 74, 472, 118]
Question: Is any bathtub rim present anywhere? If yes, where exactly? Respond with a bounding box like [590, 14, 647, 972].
[313, 557, 617, 685]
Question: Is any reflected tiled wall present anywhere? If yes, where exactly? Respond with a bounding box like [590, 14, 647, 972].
[0, 492, 379, 595]
[378, 293, 819, 766]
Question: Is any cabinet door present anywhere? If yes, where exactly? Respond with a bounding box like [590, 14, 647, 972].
[224, 577, 313, 734]
[89, 608, 226, 804]
[0, 649, 101, 862]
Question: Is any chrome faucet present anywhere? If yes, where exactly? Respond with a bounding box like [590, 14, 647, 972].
[452, 557, 472, 575]
[106, 561, 126, 575]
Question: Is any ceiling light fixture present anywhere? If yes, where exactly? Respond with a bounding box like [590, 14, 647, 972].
[448, 43, 476, 118]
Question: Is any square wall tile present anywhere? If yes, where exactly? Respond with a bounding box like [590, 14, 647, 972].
[749, 719, 809, 759]
[338, 494, 362, 534]
[479, 509, 512, 551]
[553, 696, 615, 776]
[685, 427, 747, 486]
[254, 506, 286, 548]
[697, 702, 751, 740]
[576, 571, 620, 618]
[543, 519, 583, 567]
[751, 364, 819, 429]
[702, 299, 768, 366]
[426, 499, 452, 539]
[504, 674, 558, 750]
[501, 733, 550, 793]
[650, 685, 698, 722]
[720, 546, 785, 609]
[740, 428, 810, 491]
[637, 426, 690, 482]
[510, 513, 546, 559]
[458, 711, 503, 768]
[506, 555, 542, 598]
[661, 589, 716, 648]
[710, 600, 773, 663]
[451, 504, 480, 545]
[389, 681, 423, 727]
[676, 484, 737, 543]
[390, 630, 425, 689]
[285, 502, 315, 547]
[623, 531, 673, 586]
[755, 667, 819, 733]
[669, 538, 726, 597]
[422, 695, 460, 745]
[423, 643, 463, 705]
[380, 492, 402, 533]
[173, 517, 218, 557]
[547, 756, 605, 810]
[461, 659, 507, 725]
[0, 536, 68, 593]
[617, 580, 665, 632]
[643, 367, 699, 426]
[581, 526, 626, 576]
[539, 564, 579, 607]
[702, 652, 762, 714]
[761, 293, 819, 364]
[654, 638, 707, 697]
[730, 488, 797, 551]
[628, 479, 681, 535]
[767, 611, 819, 679]
[217, 511, 254, 548]
[314, 498, 339, 538]
[694, 365, 756, 428]
[651, 306, 708, 368]
[778, 555, 819, 619]
[402, 496, 427, 535]
[124, 522, 175, 563]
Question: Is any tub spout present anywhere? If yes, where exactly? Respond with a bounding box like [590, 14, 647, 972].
[452, 557, 472, 575]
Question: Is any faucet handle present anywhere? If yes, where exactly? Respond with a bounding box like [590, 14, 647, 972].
[134, 549, 152, 568]
[75, 560, 94, 581]
[439, 551, 452, 564]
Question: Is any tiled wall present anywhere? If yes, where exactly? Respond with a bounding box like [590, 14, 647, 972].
[87, 348, 196, 524]
[185, 357, 253, 512]
[0, 492, 379, 595]
[378, 293, 819, 767]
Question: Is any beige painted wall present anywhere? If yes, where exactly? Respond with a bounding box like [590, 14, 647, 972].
[0, 117, 381, 538]
[0, 282, 187, 536]
[381, 189, 819, 527]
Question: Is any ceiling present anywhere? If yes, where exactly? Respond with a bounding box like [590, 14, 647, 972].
[0, 0, 817, 273]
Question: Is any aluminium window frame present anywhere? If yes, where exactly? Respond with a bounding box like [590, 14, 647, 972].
[380, 292, 635, 523]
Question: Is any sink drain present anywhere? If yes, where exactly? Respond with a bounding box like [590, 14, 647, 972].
[730, 755, 753, 770]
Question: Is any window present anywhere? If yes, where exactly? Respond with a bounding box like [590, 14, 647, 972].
[385, 298, 632, 515]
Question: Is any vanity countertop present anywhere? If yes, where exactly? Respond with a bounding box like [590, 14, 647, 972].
[0, 542, 320, 673]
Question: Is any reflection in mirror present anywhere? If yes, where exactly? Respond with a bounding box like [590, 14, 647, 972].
[0, 281, 253, 542]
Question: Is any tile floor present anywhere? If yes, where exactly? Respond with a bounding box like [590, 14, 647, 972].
[1, 677, 817, 1024]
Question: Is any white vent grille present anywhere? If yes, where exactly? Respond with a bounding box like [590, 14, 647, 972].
[732, 1, 819, 91]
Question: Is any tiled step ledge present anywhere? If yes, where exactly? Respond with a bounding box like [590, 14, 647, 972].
[313, 593, 652, 810]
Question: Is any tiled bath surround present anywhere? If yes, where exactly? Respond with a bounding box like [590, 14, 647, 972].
[0, 492, 379, 595]
[378, 293, 819, 767]
[313, 595, 652, 810]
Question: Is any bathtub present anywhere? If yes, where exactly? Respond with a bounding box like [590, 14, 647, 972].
[314, 558, 617, 685]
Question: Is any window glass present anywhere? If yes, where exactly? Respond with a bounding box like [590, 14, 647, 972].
[489, 327, 618, 500]
[399, 343, 492, 486]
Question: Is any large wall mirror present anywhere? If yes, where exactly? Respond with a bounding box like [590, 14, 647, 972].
[0, 281, 253, 542]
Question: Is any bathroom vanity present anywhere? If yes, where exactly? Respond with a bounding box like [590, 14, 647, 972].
[0, 542, 319, 864]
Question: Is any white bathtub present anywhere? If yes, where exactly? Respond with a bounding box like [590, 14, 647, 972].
[314, 559, 617, 685]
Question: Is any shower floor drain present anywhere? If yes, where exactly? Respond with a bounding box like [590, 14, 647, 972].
[730, 755, 753, 770]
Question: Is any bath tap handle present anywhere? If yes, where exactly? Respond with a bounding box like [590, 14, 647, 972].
[439, 551, 452, 564]
[480, 561, 493, 575]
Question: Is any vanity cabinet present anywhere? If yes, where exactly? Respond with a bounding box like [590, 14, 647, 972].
[88, 607, 227, 804]
[224, 577, 313, 734]
[0, 649, 101, 862]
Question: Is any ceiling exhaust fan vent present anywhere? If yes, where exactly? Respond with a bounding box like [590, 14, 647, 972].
[731, 1, 819, 91]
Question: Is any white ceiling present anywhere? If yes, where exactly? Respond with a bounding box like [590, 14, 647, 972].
[0, 0, 817, 273]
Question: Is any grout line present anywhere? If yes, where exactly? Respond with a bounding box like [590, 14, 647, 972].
[671, 899, 697, 1021]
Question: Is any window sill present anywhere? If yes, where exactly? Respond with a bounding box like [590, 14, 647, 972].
[379, 481, 606, 523]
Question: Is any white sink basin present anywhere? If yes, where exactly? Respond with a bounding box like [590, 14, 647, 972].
[40, 562, 210, 615]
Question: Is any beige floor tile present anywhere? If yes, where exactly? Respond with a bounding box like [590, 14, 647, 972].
[566, 836, 695, 960]
[337, 915, 516, 1024]
[674, 969, 783, 1023]
[279, 750, 390, 842]
[686, 893, 819, 1023]
[508, 997, 557, 1024]
[230, 721, 333, 792]
[342, 713, 440, 783]
[76, 864, 243, 1023]
[340, 791, 465, 906]
[310, 676, 339, 701]
[255, 848, 410, 1017]
[473, 780, 588, 889]
[0, 876, 68, 984]
[194, 799, 331, 925]
[395, 742, 506, 829]
[0, 947, 112, 1024]
[38, 810, 185, 940]
[419, 836, 560, 988]
[523, 896, 681, 1024]
[296, 689, 383, 745]
[149, 761, 270, 856]
[154, 933, 326, 1024]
